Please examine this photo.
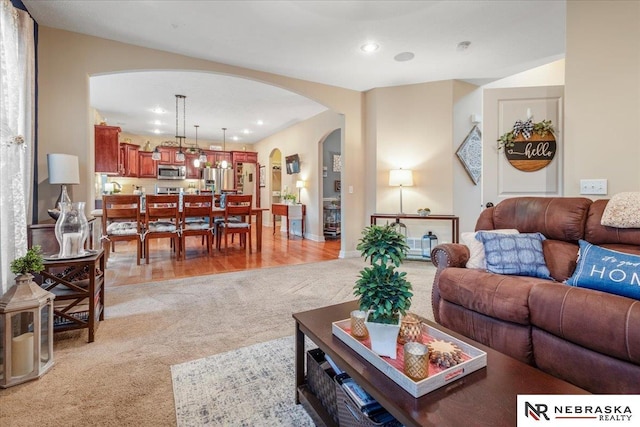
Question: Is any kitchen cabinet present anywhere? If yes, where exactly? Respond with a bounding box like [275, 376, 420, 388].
[185, 153, 201, 179]
[232, 151, 259, 206]
[138, 151, 157, 178]
[95, 125, 121, 174]
[204, 150, 232, 167]
[119, 142, 139, 177]
[231, 151, 258, 164]
[156, 147, 188, 165]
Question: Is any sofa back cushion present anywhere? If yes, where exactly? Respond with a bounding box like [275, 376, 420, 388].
[476, 197, 592, 242]
[584, 199, 640, 246]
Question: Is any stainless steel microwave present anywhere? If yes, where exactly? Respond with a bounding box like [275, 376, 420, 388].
[157, 164, 186, 180]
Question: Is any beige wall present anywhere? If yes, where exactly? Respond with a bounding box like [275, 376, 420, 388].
[564, 0, 640, 196]
[366, 81, 456, 242]
[254, 110, 344, 241]
[33, 1, 640, 258]
[36, 27, 364, 254]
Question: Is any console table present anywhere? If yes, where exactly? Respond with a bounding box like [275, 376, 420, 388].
[38, 250, 105, 343]
[293, 301, 587, 427]
[272, 203, 306, 239]
[370, 213, 459, 243]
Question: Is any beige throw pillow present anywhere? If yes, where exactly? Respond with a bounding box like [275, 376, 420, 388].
[601, 192, 640, 228]
[461, 229, 519, 269]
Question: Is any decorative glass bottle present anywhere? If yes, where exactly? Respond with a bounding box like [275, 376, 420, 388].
[54, 202, 89, 258]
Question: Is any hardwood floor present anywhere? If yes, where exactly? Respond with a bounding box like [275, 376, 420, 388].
[104, 224, 341, 287]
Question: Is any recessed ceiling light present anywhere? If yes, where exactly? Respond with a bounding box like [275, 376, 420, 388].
[394, 52, 415, 62]
[256, 120, 264, 126]
[243, 129, 251, 134]
[153, 120, 162, 125]
[151, 107, 164, 114]
[232, 136, 239, 141]
[360, 42, 379, 53]
[153, 129, 161, 134]
[457, 41, 471, 51]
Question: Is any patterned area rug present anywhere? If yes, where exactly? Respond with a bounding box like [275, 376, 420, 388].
[171, 336, 315, 427]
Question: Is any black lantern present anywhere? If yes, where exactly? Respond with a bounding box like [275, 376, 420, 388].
[421, 231, 438, 260]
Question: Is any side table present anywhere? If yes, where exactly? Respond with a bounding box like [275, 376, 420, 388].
[37, 249, 105, 343]
[272, 203, 306, 239]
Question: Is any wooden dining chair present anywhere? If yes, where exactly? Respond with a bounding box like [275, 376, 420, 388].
[180, 194, 214, 260]
[217, 194, 252, 253]
[102, 194, 143, 265]
[144, 194, 181, 264]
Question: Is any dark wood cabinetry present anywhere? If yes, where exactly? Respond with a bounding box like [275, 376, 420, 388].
[156, 147, 188, 165]
[185, 153, 201, 179]
[119, 142, 139, 177]
[95, 125, 121, 174]
[204, 150, 232, 167]
[138, 152, 157, 178]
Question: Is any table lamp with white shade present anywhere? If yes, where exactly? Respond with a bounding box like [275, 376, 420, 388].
[47, 153, 80, 209]
[296, 180, 306, 203]
[389, 168, 413, 214]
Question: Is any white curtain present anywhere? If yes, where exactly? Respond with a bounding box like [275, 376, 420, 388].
[0, 0, 35, 295]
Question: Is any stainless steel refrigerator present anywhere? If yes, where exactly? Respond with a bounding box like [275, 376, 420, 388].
[202, 167, 234, 194]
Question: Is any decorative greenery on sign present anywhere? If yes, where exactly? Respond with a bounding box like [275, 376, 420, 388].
[497, 119, 554, 150]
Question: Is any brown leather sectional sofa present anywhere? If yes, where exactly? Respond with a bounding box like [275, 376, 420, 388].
[431, 197, 640, 393]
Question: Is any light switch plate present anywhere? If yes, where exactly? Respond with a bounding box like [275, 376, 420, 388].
[580, 179, 608, 195]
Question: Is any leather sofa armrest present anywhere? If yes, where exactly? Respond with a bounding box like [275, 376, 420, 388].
[431, 243, 469, 269]
[430, 243, 469, 324]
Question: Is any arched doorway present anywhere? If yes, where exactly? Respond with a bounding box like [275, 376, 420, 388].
[320, 129, 341, 241]
[269, 148, 283, 229]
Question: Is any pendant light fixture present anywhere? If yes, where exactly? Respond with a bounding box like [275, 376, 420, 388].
[197, 125, 207, 164]
[151, 145, 161, 161]
[175, 94, 186, 163]
[220, 127, 229, 169]
[192, 126, 200, 167]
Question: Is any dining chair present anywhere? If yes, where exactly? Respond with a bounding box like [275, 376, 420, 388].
[180, 194, 214, 260]
[144, 194, 181, 264]
[217, 194, 252, 253]
[102, 194, 143, 265]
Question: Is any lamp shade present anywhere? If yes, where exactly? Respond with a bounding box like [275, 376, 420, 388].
[389, 169, 413, 187]
[47, 154, 80, 184]
[296, 180, 305, 188]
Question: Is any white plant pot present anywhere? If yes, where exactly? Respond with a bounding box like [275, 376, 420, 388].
[365, 312, 401, 359]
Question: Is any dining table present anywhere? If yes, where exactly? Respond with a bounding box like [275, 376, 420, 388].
[96, 204, 270, 254]
[211, 206, 269, 252]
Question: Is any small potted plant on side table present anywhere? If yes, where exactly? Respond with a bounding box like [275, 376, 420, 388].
[354, 224, 413, 359]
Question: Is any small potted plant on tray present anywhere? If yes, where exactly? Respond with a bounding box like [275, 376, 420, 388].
[354, 224, 413, 359]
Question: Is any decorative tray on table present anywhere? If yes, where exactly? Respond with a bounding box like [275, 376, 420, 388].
[332, 319, 487, 397]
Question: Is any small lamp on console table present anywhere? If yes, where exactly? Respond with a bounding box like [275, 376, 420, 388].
[296, 180, 306, 203]
[47, 153, 80, 209]
[389, 168, 413, 214]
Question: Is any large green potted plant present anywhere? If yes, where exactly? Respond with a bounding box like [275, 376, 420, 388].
[354, 224, 413, 358]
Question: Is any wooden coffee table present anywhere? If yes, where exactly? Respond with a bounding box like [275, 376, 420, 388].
[293, 301, 588, 427]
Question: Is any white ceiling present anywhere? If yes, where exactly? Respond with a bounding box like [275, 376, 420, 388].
[22, 0, 566, 143]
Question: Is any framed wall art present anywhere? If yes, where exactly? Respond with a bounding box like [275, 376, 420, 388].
[259, 165, 266, 187]
[456, 125, 482, 185]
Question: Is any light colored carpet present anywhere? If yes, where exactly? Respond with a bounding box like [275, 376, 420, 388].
[0, 258, 435, 426]
[171, 336, 315, 427]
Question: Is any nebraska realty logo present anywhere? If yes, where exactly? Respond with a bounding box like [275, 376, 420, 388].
[518, 395, 640, 426]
